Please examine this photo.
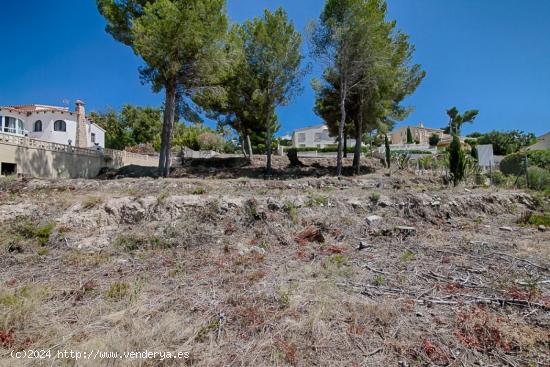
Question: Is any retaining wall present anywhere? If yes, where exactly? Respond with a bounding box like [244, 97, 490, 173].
[0, 133, 158, 178]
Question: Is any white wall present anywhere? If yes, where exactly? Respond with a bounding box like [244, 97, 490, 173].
[292, 125, 355, 149]
[0, 109, 104, 148]
[88, 123, 105, 148]
[25, 111, 77, 145]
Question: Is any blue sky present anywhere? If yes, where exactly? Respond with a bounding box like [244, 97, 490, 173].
[0, 0, 548, 136]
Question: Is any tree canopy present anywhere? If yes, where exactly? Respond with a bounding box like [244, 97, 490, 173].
[312, 0, 424, 174]
[468, 130, 536, 155]
[97, 0, 228, 176]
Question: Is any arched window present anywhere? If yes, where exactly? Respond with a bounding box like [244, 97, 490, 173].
[34, 120, 42, 132]
[54, 120, 66, 132]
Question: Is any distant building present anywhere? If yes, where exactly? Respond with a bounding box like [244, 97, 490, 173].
[0, 100, 105, 148]
[527, 131, 550, 150]
[390, 122, 450, 145]
[291, 124, 355, 149]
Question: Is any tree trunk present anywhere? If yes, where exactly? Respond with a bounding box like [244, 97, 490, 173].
[343, 131, 348, 158]
[337, 80, 347, 177]
[158, 81, 177, 177]
[240, 132, 247, 158]
[265, 111, 272, 176]
[247, 134, 253, 161]
[353, 113, 363, 175]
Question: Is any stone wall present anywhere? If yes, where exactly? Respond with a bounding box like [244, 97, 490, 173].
[0, 133, 158, 179]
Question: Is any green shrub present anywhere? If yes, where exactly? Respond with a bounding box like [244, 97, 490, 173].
[114, 234, 169, 251]
[14, 219, 55, 246]
[449, 135, 466, 186]
[500, 150, 550, 176]
[526, 167, 550, 191]
[284, 202, 298, 224]
[305, 195, 329, 207]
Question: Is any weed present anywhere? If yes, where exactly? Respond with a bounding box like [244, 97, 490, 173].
[82, 196, 103, 209]
[37, 248, 49, 256]
[277, 289, 290, 309]
[400, 250, 416, 262]
[114, 234, 170, 251]
[284, 201, 298, 224]
[0, 285, 48, 329]
[195, 318, 220, 342]
[62, 250, 109, 267]
[258, 240, 270, 250]
[374, 275, 385, 286]
[106, 282, 130, 300]
[14, 219, 54, 246]
[370, 192, 381, 202]
[305, 195, 329, 207]
[191, 187, 206, 195]
[157, 191, 169, 204]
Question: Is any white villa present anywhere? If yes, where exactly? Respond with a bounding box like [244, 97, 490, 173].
[0, 100, 105, 148]
[292, 124, 355, 149]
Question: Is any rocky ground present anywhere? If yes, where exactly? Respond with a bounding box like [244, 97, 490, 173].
[0, 157, 549, 366]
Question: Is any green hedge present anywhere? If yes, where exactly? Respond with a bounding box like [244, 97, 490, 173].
[500, 150, 550, 176]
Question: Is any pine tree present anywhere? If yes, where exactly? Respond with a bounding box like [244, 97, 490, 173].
[97, 0, 228, 176]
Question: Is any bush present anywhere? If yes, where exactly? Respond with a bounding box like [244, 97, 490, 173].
[500, 150, 550, 176]
[124, 143, 158, 154]
[449, 135, 466, 186]
[526, 167, 550, 191]
[197, 132, 225, 152]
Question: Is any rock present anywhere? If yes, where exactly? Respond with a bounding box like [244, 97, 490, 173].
[396, 226, 416, 235]
[431, 201, 441, 207]
[267, 198, 281, 211]
[295, 225, 325, 245]
[357, 241, 371, 251]
[499, 226, 514, 232]
[539, 225, 546, 232]
[348, 199, 363, 209]
[377, 195, 392, 207]
[366, 215, 383, 225]
[237, 244, 266, 256]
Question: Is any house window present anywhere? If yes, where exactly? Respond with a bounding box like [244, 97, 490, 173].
[2, 116, 25, 135]
[298, 133, 306, 142]
[34, 120, 42, 132]
[314, 132, 322, 142]
[91, 133, 96, 143]
[54, 120, 66, 132]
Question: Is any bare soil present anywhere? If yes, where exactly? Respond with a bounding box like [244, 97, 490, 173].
[1, 159, 549, 366]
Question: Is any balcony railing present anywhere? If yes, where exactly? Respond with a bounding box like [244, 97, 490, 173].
[3, 127, 29, 136]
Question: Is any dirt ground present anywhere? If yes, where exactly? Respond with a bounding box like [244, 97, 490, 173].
[1, 157, 549, 366]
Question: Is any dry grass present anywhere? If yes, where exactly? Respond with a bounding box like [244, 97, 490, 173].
[0, 171, 549, 366]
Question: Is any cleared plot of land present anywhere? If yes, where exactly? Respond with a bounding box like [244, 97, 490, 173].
[0, 166, 549, 366]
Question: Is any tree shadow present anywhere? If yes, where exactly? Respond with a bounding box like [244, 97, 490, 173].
[166, 156, 379, 180]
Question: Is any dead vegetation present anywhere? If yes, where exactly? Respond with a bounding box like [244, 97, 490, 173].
[0, 167, 549, 366]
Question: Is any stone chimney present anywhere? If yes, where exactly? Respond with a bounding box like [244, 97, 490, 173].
[75, 100, 87, 148]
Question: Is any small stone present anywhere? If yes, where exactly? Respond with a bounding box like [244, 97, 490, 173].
[357, 241, 371, 251]
[377, 195, 392, 207]
[366, 215, 383, 225]
[431, 201, 441, 206]
[396, 226, 416, 235]
[538, 225, 546, 232]
[267, 198, 281, 211]
[499, 226, 514, 232]
[349, 199, 363, 209]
